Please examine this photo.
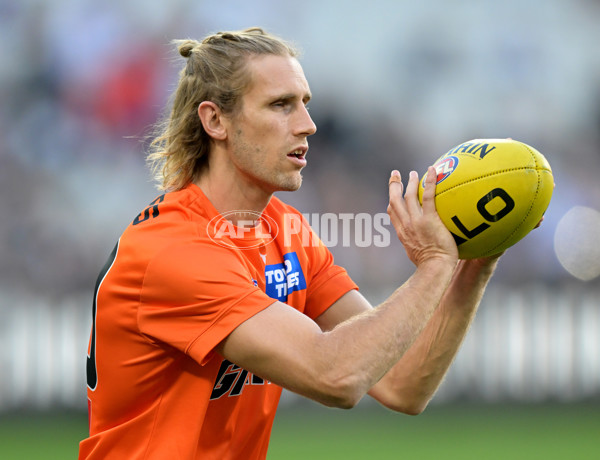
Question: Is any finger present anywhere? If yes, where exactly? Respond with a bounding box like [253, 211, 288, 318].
[404, 171, 422, 216]
[388, 170, 408, 217]
[388, 169, 402, 187]
[387, 203, 405, 238]
[388, 170, 410, 230]
[421, 166, 438, 214]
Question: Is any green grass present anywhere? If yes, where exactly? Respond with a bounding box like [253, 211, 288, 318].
[268, 402, 600, 460]
[0, 411, 87, 460]
[0, 403, 598, 459]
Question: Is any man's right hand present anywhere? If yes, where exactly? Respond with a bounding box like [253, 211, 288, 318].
[387, 167, 458, 268]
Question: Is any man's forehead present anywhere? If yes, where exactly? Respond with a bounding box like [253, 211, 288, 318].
[245, 54, 311, 99]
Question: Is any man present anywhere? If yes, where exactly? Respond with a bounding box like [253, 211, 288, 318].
[78, 28, 501, 459]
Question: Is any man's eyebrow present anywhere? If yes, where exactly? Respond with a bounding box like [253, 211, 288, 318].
[271, 93, 312, 103]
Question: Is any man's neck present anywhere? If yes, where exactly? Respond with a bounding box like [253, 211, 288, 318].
[195, 173, 273, 225]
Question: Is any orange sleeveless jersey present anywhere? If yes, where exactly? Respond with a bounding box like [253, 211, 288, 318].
[78, 184, 357, 460]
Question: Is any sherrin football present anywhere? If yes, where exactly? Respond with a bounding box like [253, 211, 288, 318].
[418, 138, 553, 259]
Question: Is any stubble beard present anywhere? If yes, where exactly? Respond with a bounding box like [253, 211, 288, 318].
[232, 130, 304, 193]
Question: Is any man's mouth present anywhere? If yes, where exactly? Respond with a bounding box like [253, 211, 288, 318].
[287, 149, 306, 160]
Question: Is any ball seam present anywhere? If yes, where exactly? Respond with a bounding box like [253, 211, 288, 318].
[435, 166, 538, 198]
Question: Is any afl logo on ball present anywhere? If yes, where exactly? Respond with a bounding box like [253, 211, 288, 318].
[433, 155, 459, 184]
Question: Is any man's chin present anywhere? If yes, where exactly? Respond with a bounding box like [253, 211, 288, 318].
[282, 176, 303, 192]
[274, 172, 303, 193]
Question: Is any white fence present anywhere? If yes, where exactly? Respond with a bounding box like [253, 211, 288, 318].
[0, 285, 598, 411]
[0, 291, 90, 411]
[437, 285, 600, 403]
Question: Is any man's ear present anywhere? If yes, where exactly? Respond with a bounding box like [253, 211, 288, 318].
[198, 101, 227, 140]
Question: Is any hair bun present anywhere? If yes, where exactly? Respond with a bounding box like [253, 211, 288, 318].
[176, 40, 199, 58]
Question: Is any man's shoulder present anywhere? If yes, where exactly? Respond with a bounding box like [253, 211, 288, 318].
[130, 185, 214, 228]
[117, 186, 218, 257]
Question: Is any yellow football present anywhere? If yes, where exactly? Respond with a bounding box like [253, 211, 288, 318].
[418, 138, 553, 259]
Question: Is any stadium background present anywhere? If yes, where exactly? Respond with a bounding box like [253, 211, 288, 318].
[1, 0, 599, 458]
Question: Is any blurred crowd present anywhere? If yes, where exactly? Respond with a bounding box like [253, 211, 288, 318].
[1, 0, 600, 303]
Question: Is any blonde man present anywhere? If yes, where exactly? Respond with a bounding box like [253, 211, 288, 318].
[79, 28, 500, 460]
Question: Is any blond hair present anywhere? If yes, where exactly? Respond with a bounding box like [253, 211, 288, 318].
[147, 27, 298, 191]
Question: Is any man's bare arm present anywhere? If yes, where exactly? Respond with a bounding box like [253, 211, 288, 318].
[217, 168, 458, 409]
